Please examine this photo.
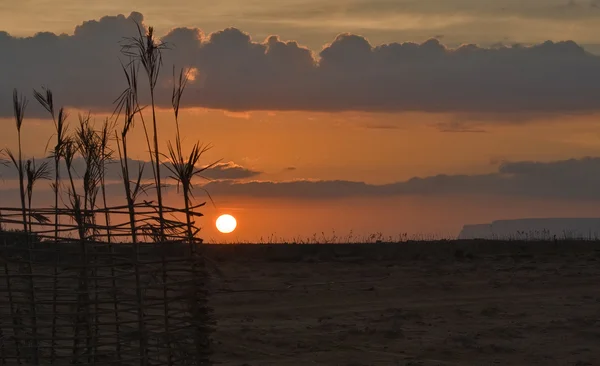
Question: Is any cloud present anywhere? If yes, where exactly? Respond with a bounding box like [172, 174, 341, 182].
[200, 161, 261, 179]
[0, 157, 260, 181]
[2, 155, 600, 201]
[435, 119, 488, 133]
[196, 157, 600, 200]
[2, 11, 600, 118]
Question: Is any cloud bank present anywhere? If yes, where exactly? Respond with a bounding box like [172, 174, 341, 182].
[2, 11, 600, 118]
[2, 156, 600, 201]
[0, 158, 261, 181]
[199, 157, 600, 200]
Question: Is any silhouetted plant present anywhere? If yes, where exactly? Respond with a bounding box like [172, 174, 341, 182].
[166, 67, 219, 243]
[75, 115, 105, 237]
[7, 89, 28, 234]
[25, 158, 51, 232]
[6, 89, 40, 364]
[114, 60, 150, 243]
[114, 69, 151, 362]
[164, 67, 217, 364]
[0, 23, 215, 366]
[98, 119, 115, 241]
[33, 88, 69, 362]
[122, 23, 169, 241]
[34, 87, 68, 242]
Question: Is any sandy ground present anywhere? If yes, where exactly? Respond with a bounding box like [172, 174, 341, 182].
[207, 242, 600, 365]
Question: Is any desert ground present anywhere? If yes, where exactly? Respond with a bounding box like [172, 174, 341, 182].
[205, 241, 600, 365]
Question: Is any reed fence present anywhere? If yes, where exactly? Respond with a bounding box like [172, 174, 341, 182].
[1, 18, 218, 365]
[0, 203, 213, 365]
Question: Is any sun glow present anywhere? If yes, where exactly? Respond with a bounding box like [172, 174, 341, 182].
[216, 214, 237, 234]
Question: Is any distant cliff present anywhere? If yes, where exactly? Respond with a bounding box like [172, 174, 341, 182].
[458, 218, 600, 240]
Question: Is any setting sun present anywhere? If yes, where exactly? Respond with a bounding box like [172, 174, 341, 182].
[216, 214, 237, 234]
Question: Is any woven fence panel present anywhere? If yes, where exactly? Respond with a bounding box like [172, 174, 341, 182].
[0, 237, 212, 365]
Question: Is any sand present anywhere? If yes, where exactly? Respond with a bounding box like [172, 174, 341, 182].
[207, 241, 600, 365]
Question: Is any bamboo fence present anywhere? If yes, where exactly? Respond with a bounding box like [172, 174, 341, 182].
[0, 203, 213, 365]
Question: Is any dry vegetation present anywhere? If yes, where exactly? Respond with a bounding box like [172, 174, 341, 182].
[0, 21, 214, 365]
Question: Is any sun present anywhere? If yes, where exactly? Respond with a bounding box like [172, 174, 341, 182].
[216, 214, 237, 234]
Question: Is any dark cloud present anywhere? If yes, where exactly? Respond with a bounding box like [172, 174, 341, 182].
[2, 11, 600, 118]
[0, 157, 260, 181]
[435, 119, 488, 133]
[200, 179, 376, 198]
[197, 157, 600, 200]
[200, 161, 261, 180]
[363, 124, 401, 130]
[2, 155, 600, 201]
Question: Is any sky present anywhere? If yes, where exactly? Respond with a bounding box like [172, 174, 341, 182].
[3, 2, 600, 241]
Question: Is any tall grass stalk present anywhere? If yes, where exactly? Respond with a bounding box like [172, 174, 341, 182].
[122, 23, 168, 241]
[63, 138, 79, 209]
[166, 68, 219, 244]
[97, 121, 124, 362]
[74, 115, 107, 362]
[33, 88, 68, 363]
[123, 24, 176, 364]
[98, 119, 114, 241]
[25, 158, 51, 233]
[114, 60, 150, 244]
[61, 136, 91, 363]
[165, 67, 218, 363]
[33, 88, 68, 243]
[76, 115, 103, 235]
[8, 89, 39, 364]
[114, 59, 156, 180]
[92, 120, 114, 362]
[115, 56, 152, 366]
[115, 134, 149, 366]
[98, 118, 122, 360]
[9, 90, 28, 234]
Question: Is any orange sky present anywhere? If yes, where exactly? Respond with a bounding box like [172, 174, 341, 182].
[3, 109, 600, 183]
[2, 108, 600, 241]
[2, 8, 600, 241]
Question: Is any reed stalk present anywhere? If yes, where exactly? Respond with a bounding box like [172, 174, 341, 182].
[99, 120, 124, 360]
[165, 67, 218, 364]
[122, 23, 174, 364]
[63, 137, 88, 363]
[33, 87, 68, 364]
[33, 88, 67, 242]
[76, 116, 107, 362]
[8, 89, 41, 365]
[25, 159, 51, 233]
[122, 23, 167, 240]
[115, 54, 153, 366]
[9, 90, 28, 236]
[114, 60, 150, 244]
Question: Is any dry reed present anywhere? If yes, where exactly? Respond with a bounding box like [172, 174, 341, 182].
[0, 20, 215, 365]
